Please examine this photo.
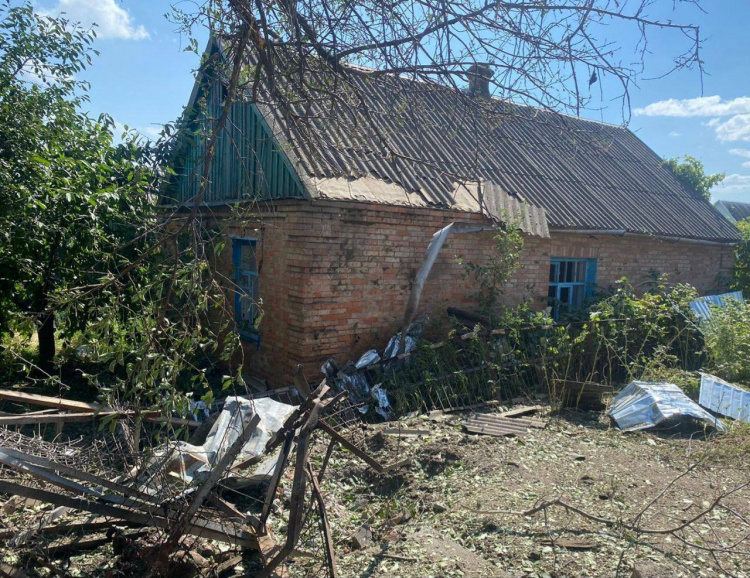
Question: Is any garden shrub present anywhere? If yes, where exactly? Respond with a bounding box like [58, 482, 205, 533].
[703, 299, 750, 386]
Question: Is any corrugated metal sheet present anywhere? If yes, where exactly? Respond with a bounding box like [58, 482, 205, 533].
[607, 381, 726, 432]
[689, 291, 744, 322]
[482, 182, 549, 237]
[244, 51, 740, 242]
[699, 373, 750, 423]
[714, 200, 750, 223]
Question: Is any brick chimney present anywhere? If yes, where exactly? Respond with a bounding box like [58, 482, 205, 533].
[467, 63, 493, 99]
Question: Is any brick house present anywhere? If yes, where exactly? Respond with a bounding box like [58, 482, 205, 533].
[165, 38, 740, 388]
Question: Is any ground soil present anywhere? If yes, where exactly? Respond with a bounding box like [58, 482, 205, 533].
[1, 406, 749, 577]
[305, 407, 750, 578]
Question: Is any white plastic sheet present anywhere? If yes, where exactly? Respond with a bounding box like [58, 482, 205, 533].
[146, 396, 297, 483]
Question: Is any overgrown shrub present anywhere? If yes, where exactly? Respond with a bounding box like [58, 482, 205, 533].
[703, 299, 750, 385]
[732, 219, 750, 295]
[375, 279, 710, 418]
[582, 280, 703, 383]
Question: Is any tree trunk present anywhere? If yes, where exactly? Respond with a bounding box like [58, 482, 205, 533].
[37, 311, 55, 372]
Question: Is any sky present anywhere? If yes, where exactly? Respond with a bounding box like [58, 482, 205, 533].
[26, 0, 750, 203]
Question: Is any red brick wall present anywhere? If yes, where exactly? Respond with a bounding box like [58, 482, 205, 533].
[214, 200, 734, 388]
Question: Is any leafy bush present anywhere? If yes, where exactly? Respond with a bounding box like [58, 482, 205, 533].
[581, 279, 702, 383]
[732, 219, 750, 294]
[703, 299, 750, 385]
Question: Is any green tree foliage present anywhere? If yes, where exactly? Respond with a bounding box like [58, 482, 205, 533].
[0, 1, 154, 370]
[664, 155, 724, 201]
[732, 219, 750, 294]
[461, 224, 524, 319]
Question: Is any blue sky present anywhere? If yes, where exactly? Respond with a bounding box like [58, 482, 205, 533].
[29, 0, 750, 203]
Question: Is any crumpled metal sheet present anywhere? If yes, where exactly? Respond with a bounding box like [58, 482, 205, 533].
[607, 381, 726, 432]
[689, 291, 744, 322]
[699, 373, 750, 423]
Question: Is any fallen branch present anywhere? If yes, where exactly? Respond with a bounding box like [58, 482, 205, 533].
[469, 478, 750, 535]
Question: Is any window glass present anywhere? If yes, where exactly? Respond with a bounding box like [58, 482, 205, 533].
[572, 284, 584, 307]
[233, 238, 260, 342]
[240, 243, 257, 272]
[548, 258, 597, 320]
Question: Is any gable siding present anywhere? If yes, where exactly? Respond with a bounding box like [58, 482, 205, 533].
[170, 78, 305, 204]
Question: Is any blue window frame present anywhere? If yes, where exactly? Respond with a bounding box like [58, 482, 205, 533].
[232, 237, 260, 343]
[548, 258, 597, 319]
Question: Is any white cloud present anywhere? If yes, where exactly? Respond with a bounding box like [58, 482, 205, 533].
[729, 149, 750, 168]
[41, 0, 149, 41]
[139, 125, 163, 139]
[713, 174, 750, 196]
[634, 96, 750, 117]
[713, 114, 750, 142]
[112, 120, 162, 141]
[668, 131, 681, 137]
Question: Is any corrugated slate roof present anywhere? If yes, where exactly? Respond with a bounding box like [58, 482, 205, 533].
[714, 200, 750, 223]
[243, 51, 739, 242]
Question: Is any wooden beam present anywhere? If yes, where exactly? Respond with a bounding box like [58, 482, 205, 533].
[0, 447, 160, 505]
[307, 461, 337, 578]
[166, 412, 261, 547]
[0, 389, 200, 428]
[0, 563, 28, 578]
[0, 411, 134, 426]
[318, 422, 384, 473]
[0, 390, 99, 412]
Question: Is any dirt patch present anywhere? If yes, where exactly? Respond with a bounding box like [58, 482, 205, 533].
[325, 409, 750, 577]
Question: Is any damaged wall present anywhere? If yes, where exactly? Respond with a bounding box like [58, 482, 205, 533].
[212, 200, 734, 388]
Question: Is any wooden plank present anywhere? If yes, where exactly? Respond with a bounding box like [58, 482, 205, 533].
[307, 461, 337, 578]
[0, 390, 99, 412]
[260, 430, 294, 525]
[0, 389, 200, 428]
[498, 405, 543, 419]
[0, 519, 138, 541]
[46, 530, 149, 557]
[215, 555, 243, 575]
[463, 413, 551, 437]
[464, 425, 526, 437]
[0, 411, 135, 426]
[467, 414, 547, 429]
[0, 481, 258, 549]
[382, 428, 431, 436]
[0, 447, 160, 505]
[0, 563, 28, 578]
[318, 422, 384, 473]
[465, 418, 530, 431]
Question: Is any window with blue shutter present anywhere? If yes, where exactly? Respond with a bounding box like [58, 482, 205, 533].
[548, 258, 597, 320]
[232, 237, 260, 344]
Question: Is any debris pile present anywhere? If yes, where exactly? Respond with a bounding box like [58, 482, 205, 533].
[0, 379, 394, 577]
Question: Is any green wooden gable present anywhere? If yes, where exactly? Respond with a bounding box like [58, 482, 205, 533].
[166, 65, 306, 205]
